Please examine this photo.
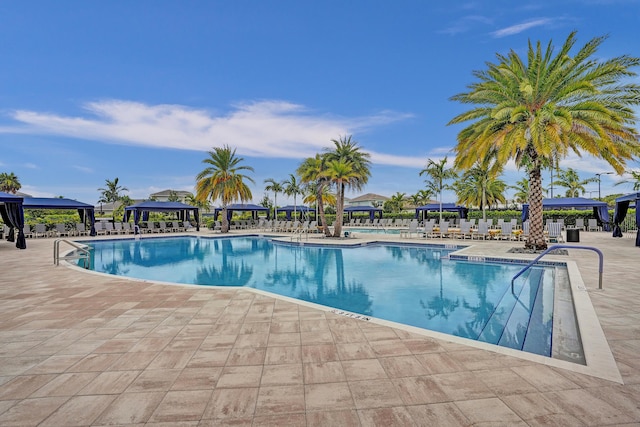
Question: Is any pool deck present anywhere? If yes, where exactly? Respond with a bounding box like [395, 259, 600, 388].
[1, 230, 639, 426]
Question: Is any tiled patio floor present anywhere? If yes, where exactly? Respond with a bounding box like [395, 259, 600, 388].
[1, 230, 639, 426]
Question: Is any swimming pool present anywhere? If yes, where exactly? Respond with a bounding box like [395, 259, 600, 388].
[80, 235, 577, 360]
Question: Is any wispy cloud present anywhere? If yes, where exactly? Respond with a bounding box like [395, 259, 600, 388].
[439, 15, 492, 35]
[491, 18, 553, 37]
[72, 165, 93, 173]
[3, 99, 415, 167]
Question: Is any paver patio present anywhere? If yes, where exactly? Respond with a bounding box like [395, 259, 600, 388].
[0, 229, 639, 426]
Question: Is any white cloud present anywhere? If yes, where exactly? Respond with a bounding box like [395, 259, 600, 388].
[4, 99, 414, 167]
[491, 18, 552, 37]
[72, 165, 93, 173]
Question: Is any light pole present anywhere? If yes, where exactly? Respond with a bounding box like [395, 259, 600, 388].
[595, 172, 613, 200]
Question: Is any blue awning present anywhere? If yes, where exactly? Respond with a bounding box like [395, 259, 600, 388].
[124, 201, 200, 233]
[521, 197, 610, 232]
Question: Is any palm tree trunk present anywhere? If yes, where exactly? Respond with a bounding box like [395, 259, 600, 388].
[316, 184, 331, 237]
[333, 182, 345, 237]
[525, 165, 547, 250]
[221, 206, 230, 233]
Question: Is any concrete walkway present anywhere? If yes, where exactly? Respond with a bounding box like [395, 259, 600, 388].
[0, 229, 639, 426]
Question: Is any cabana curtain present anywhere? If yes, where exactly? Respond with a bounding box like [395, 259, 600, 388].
[124, 201, 200, 234]
[0, 199, 26, 249]
[613, 192, 640, 246]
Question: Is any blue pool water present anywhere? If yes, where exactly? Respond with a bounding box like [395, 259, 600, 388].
[82, 235, 559, 357]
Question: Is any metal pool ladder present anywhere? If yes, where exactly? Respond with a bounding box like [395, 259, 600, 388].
[511, 245, 604, 292]
[53, 239, 92, 269]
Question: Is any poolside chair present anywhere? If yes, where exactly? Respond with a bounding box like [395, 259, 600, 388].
[521, 221, 530, 240]
[495, 218, 504, 230]
[556, 218, 565, 230]
[455, 221, 473, 239]
[113, 222, 125, 234]
[472, 221, 489, 240]
[421, 221, 435, 238]
[74, 223, 88, 236]
[438, 221, 451, 238]
[400, 220, 419, 238]
[23, 225, 33, 238]
[499, 222, 514, 240]
[547, 222, 564, 243]
[34, 223, 48, 238]
[588, 218, 600, 232]
[575, 218, 585, 231]
[104, 222, 116, 235]
[122, 222, 133, 234]
[54, 223, 70, 237]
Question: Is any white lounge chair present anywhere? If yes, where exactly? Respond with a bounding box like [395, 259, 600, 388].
[547, 222, 564, 243]
[75, 223, 88, 236]
[575, 218, 585, 230]
[499, 222, 514, 240]
[473, 221, 489, 240]
[588, 218, 600, 232]
[400, 220, 419, 238]
[455, 221, 473, 239]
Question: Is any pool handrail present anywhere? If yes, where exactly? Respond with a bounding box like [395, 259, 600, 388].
[511, 245, 604, 292]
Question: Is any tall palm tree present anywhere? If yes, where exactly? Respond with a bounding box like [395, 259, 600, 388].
[449, 32, 640, 250]
[264, 178, 283, 219]
[419, 157, 458, 223]
[282, 174, 303, 220]
[454, 162, 506, 219]
[0, 172, 21, 194]
[552, 168, 598, 197]
[297, 154, 333, 236]
[98, 177, 129, 220]
[195, 146, 254, 233]
[324, 135, 372, 237]
[324, 159, 359, 237]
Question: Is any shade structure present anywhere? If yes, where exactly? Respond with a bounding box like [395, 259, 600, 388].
[521, 197, 610, 231]
[278, 205, 312, 220]
[124, 201, 200, 234]
[613, 192, 640, 246]
[415, 203, 468, 219]
[213, 203, 269, 222]
[344, 206, 383, 222]
[0, 191, 26, 249]
[23, 197, 97, 237]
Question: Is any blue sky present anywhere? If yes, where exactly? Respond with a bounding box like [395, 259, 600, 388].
[1, 0, 639, 205]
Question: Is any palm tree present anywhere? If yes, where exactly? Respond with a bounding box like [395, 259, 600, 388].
[0, 172, 21, 194]
[615, 170, 640, 191]
[510, 178, 532, 206]
[282, 174, 303, 220]
[449, 32, 640, 250]
[195, 146, 254, 233]
[386, 192, 406, 213]
[454, 162, 506, 219]
[324, 135, 372, 237]
[419, 157, 458, 223]
[552, 168, 598, 197]
[98, 177, 129, 220]
[324, 159, 359, 237]
[264, 178, 284, 219]
[297, 154, 333, 236]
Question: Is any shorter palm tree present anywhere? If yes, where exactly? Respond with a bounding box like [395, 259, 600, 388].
[552, 168, 598, 197]
[264, 178, 284, 219]
[195, 146, 254, 233]
[420, 157, 457, 223]
[283, 174, 303, 219]
[0, 172, 21, 194]
[98, 178, 129, 220]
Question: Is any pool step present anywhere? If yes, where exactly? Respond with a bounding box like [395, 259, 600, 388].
[478, 267, 552, 356]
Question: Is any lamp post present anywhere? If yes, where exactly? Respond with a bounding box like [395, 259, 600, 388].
[595, 172, 613, 200]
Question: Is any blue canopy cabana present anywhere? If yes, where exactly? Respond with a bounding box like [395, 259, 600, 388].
[213, 203, 269, 221]
[124, 201, 199, 234]
[278, 205, 313, 220]
[0, 191, 26, 249]
[344, 206, 383, 222]
[612, 192, 639, 246]
[521, 197, 610, 231]
[415, 203, 468, 220]
[23, 197, 97, 237]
